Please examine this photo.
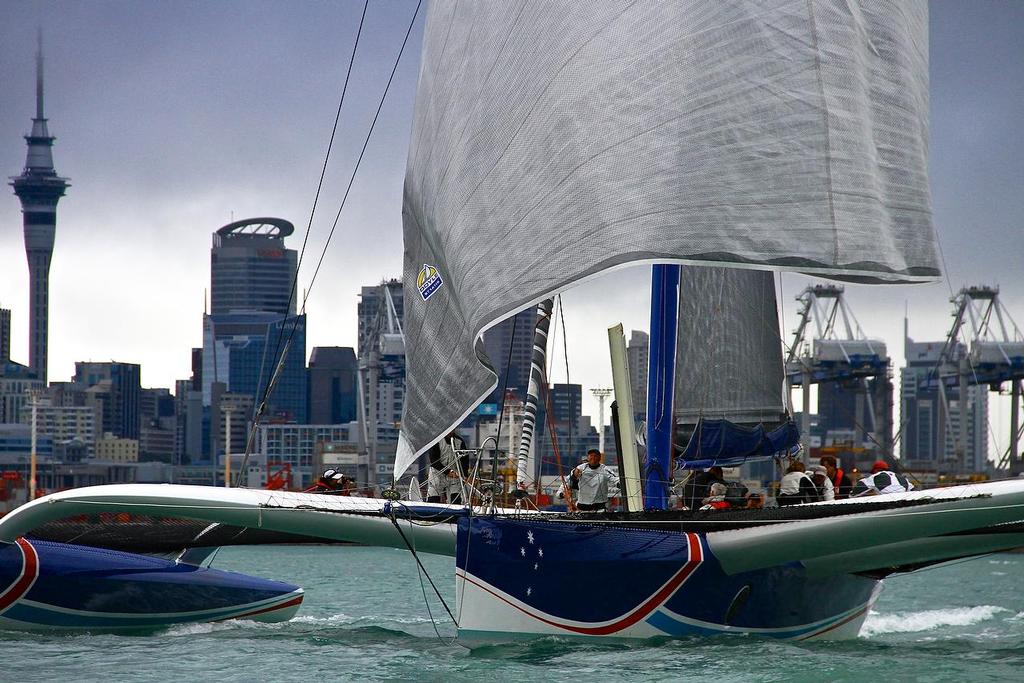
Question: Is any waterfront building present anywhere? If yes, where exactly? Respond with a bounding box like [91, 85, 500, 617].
[9, 42, 69, 384]
[308, 346, 358, 424]
[73, 361, 141, 440]
[17, 398, 96, 455]
[210, 218, 297, 315]
[95, 433, 139, 463]
[901, 337, 989, 472]
[257, 423, 357, 488]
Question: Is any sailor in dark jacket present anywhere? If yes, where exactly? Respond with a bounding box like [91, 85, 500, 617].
[683, 466, 725, 510]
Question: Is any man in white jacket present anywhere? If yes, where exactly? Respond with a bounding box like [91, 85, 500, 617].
[562, 449, 619, 512]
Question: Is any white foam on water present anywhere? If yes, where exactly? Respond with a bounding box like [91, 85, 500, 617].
[861, 605, 1008, 637]
[991, 571, 1007, 576]
[292, 613, 448, 626]
[165, 620, 247, 637]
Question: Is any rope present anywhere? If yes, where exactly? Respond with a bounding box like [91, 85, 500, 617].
[235, 0, 371, 483]
[238, 0, 423, 483]
[386, 502, 459, 643]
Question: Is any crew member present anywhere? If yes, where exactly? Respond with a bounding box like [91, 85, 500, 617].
[777, 461, 818, 505]
[564, 449, 619, 512]
[425, 430, 468, 503]
[683, 466, 725, 511]
[305, 469, 341, 493]
[819, 455, 853, 499]
[850, 460, 914, 497]
[810, 465, 835, 501]
[699, 482, 731, 510]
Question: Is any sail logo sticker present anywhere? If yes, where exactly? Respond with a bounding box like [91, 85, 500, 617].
[417, 263, 443, 301]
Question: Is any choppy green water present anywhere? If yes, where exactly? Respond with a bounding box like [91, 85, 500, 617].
[2, 546, 1022, 682]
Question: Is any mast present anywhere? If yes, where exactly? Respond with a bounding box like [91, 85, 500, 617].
[515, 299, 553, 485]
[644, 264, 680, 510]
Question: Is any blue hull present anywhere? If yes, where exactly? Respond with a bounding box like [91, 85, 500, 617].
[0, 537, 303, 631]
[455, 516, 879, 644]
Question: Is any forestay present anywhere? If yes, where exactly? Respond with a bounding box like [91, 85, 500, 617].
[398, 0, 937, 475]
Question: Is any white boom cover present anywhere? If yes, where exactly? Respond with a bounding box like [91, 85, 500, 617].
[398, 0, 937, 471]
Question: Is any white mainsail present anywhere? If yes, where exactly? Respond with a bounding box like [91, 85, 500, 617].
[398, 0, 936, 476]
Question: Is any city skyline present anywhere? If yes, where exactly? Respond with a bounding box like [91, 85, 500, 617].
[2, 1, 1022, 457]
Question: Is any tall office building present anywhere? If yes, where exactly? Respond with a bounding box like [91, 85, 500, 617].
[203, 218, 306, 424]
[901, 337, 989, 472]
[202, 312, 307, 423]
[817, 376, 894, 452]
[626, 330, 649, 418]
[549, 383, 583, 428]
[210, 218, 297, 315]
[0, 308, 10, 364]
[358, 281, 406, 428]
[308, 346, 358, 424]
[10, 41, 69, 383]
[73, 361, 142, 440]
[481, 308, 539, 406]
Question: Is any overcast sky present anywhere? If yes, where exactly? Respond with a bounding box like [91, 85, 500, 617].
[2, 1, 1022, 459]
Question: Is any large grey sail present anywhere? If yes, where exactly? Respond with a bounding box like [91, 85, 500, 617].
[398, 0, 936, 474]
[675, 267, 785, 426]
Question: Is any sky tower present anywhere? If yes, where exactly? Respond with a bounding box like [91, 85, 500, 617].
[10, 34, 69, 384]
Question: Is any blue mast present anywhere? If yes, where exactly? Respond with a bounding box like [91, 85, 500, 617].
[644, 264, 680, 509]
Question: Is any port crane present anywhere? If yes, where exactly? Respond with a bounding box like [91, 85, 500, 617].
[918, 286, 1024, 473]
[786, 285, 893, 458]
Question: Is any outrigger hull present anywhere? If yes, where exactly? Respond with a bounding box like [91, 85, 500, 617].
[0, 537, 303, 632]
[455, 516, 878, 644]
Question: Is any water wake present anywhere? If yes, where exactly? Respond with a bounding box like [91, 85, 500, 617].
[861, 605, 1008, 637]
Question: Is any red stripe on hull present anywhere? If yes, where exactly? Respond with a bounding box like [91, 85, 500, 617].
[0, 538, 40, 614]
[214, 595, 304, 622]
[462, 532, 703, 636]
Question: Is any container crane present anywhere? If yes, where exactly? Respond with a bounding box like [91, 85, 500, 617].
[918, 286, 1024, 473]
[786, 285, 893, 457]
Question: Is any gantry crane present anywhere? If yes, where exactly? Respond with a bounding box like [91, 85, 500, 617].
[787, 285, 893, 457]
[918, 286, 1024, 473]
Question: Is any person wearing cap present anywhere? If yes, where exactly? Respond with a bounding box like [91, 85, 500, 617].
[810, 465, 835, 501]
[562, 449, 619, 512]
[305, 469, 341, 493]
[850, 460, 914, 497]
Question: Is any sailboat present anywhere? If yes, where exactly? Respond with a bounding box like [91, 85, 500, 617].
[3, 0, 1024, 642]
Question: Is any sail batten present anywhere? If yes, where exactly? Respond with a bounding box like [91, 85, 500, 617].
[398, 0, 936, 469]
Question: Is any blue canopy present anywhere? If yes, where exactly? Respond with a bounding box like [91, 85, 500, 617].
[677, 419, 800, 470]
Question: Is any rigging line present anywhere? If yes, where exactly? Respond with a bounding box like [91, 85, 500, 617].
[251, 0, 423, 481]
[559, 294, 573, 461]
[493, 312, 520, 499]
[235, 0, 371, 485]
[301, 0, 423, 306]
[928, 235, 1000, 468]
[387, 503, 459, 627]
[395, 506, 459, 646]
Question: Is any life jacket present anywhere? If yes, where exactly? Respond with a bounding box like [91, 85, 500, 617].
[831, 468, 845, 491]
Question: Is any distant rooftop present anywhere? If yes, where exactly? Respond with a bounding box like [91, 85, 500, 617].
[216, 217, 294, 239]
